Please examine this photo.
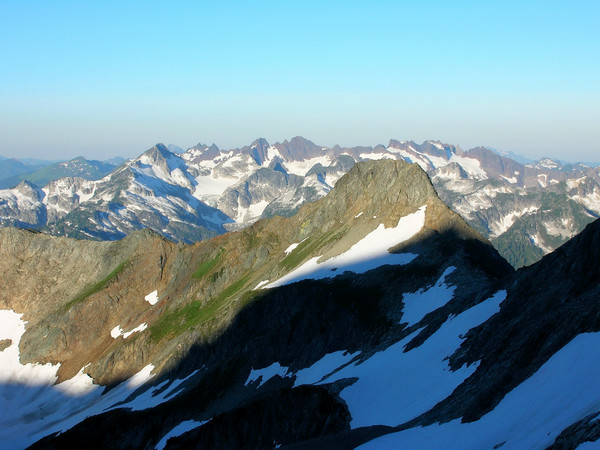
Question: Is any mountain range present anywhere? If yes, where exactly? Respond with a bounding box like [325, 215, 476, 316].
[1, 137, 599, 268]
[1, 159, 599, 448]
[0, 156, 120, 190]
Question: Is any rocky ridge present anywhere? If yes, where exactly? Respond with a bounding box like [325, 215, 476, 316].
[0, 138, 599, 267]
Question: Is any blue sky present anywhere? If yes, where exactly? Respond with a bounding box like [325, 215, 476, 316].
[1, 1, 598, 161]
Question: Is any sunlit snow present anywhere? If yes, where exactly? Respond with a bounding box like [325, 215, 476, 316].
[490, 206, 539, 237]
[501, 175, 518, 184]
[145, 290, 159, 305]
[111, 323, 148, 339]
[0, 310, 59, 386]
[450, 154, 488, 179]
[253, 280, 270, 290]
[265, 206, 426, 288]
[283, 155, 332, 176]
[284, 243, 300, 254]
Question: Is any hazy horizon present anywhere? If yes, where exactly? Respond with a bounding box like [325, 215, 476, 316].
[1, 1, 598, 162]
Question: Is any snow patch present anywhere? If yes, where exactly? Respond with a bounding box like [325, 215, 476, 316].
[156, 419, 211, 450]
[125, 364, 155, 389]
[265, 206, 426, 288]
[294, 351, 360, 387]
[55, 365, 97, 396]
[402, 267, 457, 326]
[254, 280, 270, 290]
[544, 220, 573, 238]
[233, 199, 270, 223]
[111, 325, 123, 338]
[284, 155, 332, 176]
[111, 323, 148, 339]
[0, 310, 59, 387]
[359, 152, 395, 161]
[245, 362, 290, 388]
[355, 212, 363, 218]
[284, 243, 300, 254]
[145, 290, 159, 305]
[120, 369, 200, 412]
[449, 154, 488, 179]
[529, 233, 554, 254]
[490, 205, 539, 237]
[501, 175, 518, 184]
[573, 190, 600, 215]
[578, 441, 600, 449]
[566, 177, 587, 189]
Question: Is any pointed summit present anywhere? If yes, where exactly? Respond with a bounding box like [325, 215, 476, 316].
[184, 143, 221, 162]
[274, 136, 324, 162]
[247, 138, 271, 165]
[134, 144, 178, 172]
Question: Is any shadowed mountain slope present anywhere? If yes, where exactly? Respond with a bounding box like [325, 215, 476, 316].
[5, 159, 600, 448]
[0, 160, 517, 448]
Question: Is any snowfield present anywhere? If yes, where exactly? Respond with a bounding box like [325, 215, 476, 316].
[265, 206, 427, 288]
[360, 331, 600, 449]
[293, 290, 506, 428]
[401, 266, 457, 326]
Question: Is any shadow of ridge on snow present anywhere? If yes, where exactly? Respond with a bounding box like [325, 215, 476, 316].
[23, 228, 511, 449]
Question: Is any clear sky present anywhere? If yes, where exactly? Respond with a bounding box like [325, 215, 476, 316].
[1, 1, 598, 161]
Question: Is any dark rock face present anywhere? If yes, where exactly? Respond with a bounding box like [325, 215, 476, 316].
[187, 143, 221, 162]
[246, 138, 271, 165]
[274, 136, 324, 162]
[549, 412, 600, 449]
[465, 147, 525, 183]
[410, 218, 600, 426]
[167, 386, 351, 449]
[217, 168, 304, 221]
[25, 228, 509, 448]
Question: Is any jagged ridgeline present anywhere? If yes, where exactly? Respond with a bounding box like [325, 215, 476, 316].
[2, 138, 600, 269]
[1, 159, 600, 448]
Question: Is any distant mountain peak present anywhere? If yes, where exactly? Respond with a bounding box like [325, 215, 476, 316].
[489, 147, 534, 165]
[274, 136, 326, 162]
[184, 143, 221, 162]
[246, 138, 271, 165]
[167, 144, 185, 154]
